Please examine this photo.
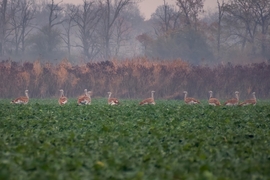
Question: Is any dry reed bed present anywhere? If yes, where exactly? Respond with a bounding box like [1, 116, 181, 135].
[0, 58, 269, 100]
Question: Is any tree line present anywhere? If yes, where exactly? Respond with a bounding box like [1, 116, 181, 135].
[145, 0, 270, 64]
[0, 0, 143, 62]
[0, 0, 270, 64]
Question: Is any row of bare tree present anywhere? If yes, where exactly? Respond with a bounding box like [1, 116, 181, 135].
[142, 0, 270, 64]
[0, 0, 270, 64]
[0, 0, 142, 61]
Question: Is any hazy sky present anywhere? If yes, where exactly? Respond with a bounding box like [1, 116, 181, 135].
[57, 0, 218, 20]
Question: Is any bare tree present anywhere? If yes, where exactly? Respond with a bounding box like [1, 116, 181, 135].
[0, 0, 8, 56]
[98, 0, 137, 59]
[112, 15, 132, 57]
[112, 3, 144, 58]
[224, 0, 258, 54]
[26, 0, 65, 59]
[60, 3, 76, 58]
[216, 0, 225, 56]
[72, 0, 102, 60]
[9, 0, 36, 55]
[45, 0, 65, 53]
[151, 1, 181, 36]
[176, 0, 204, 30]
[251, 0, 270, 56]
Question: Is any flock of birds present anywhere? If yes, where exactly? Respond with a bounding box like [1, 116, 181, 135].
[184, 90, 256, 106]
[10, 89, 257, 106]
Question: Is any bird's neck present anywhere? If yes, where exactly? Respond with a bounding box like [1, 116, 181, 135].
[25, 92, 29, 98]
[151, 92, 154, 100]
[236, 94, 239, 101]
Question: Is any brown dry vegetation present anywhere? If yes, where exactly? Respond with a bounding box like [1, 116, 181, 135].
[0, 58, 269, 100]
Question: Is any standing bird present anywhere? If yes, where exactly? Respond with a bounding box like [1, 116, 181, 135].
[107, 92, 120, 105]
[183, 91, 200, 105]
[11, 90, 29, 104]
[224, 91, 239, 106]
[139, 91, 155, 105]
[58, 89, 68, 105]
[77, 89, 91, 105]
[239, 92, 256, 106]
[208, 91, 221, 106]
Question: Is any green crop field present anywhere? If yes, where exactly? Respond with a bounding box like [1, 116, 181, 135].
[0, 99, 270, 180]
